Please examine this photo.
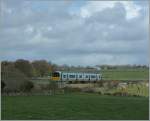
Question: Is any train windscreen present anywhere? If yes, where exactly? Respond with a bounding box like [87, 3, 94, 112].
[52, 72, 60, 77]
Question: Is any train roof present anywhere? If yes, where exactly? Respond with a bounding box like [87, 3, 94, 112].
[54, 71, 101, 74]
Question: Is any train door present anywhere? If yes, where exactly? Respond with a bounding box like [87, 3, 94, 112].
[62, 73, 68, 81]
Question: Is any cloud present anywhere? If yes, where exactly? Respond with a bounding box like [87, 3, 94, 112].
[79, 1, 142, 20]
[0, 0, 149, 66]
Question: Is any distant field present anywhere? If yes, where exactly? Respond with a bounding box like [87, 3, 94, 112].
[1, 93, 149, 120]
[101, 68, 149, 80]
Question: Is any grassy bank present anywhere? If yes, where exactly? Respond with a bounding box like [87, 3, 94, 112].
[1, 93, 149, 120]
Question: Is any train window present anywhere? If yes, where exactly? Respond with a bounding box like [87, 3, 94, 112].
[52, 72, 60, 77]
[79, 75, 82, 78]
[69, 75, 75, 78]
[91, 75, 95, 78]
[86, 75, 89, 78]
[63, 75, 66, 78]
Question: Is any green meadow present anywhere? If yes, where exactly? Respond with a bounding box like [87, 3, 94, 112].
[1, 93, 149, 120]
[101, 68, 149, 80]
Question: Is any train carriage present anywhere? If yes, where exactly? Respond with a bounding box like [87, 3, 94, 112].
[62, 72, 68, 81]
[84, 73, 90, 81]
[77, 73, 84, 81]
[68, 73, 77, 81]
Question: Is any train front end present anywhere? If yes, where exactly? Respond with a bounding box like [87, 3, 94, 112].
[51, 71, 61, 81]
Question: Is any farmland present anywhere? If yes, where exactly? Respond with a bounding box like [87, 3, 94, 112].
[101, 68, 149, 80]
[1, 93, 149, 120]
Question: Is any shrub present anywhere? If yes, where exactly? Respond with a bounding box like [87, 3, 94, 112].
[98, 91, 102, 95]
[20, 81, 34, 92]
[104, 92, 112, 96]
[63, 87, 81, 93]
[112, 92, 131, 97]
[2, 68, 29, 92]
[81, 87, 95, 93]
[1, 81, 6, 92]
[38, 84, 50, 91]
[48, 81, 58, 90]
[97, 81, 103, 87]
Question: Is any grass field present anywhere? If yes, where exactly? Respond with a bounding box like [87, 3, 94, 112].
[1, 93, 149, 120]
[101, 68, 149, 80]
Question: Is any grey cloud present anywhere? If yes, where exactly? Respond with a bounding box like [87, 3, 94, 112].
[84, 3, 148, 42]
[0, 0, 148, 66]
[86, 3, 126, 25]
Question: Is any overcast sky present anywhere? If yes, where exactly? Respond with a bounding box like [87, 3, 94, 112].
[0, 0, 149, 66]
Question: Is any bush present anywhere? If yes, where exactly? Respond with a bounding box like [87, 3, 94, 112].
[81, 87, 95, 93]
[1, 81, 6, 92]
[104, 92, 112, 96]
[2, 68, 29, 93]
[48, 81, 58, 90]
[38, 84, 50, 91]
[98, 91, 102, 95]
[20, 81, 34, 92]
[63, 87, 81, 93]
[112, 92, 131, 97]
[97, 81, 103, 87]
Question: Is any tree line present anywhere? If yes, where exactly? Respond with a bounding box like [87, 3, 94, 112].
[1, 59, 55, 78]
[98, 64, 149, 70]
[2, 59, 148, 78]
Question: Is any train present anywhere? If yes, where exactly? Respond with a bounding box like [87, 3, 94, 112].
[51, 71, 102, 83]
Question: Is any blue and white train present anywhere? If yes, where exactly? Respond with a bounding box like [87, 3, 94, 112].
[51, 71, 102, 83]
